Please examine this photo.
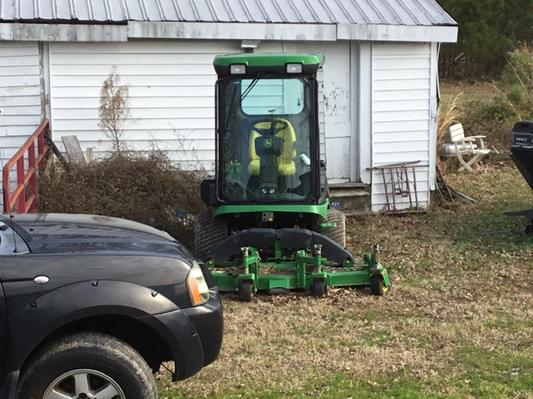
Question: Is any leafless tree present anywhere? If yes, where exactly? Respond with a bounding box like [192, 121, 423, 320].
[98, 68, 130, 153]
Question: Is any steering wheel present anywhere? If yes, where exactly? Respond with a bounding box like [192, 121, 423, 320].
[254, 119, 288, 137]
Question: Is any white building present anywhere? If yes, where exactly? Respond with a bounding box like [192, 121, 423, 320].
[0, 0, 457, 212]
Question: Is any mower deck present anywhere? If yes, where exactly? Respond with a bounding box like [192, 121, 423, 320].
[207, 243, 391, 301]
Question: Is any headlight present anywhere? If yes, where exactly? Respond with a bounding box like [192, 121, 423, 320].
[230, 64, 246, 74]
[286, 63, 303, 73]
[186, 261, 210, 306]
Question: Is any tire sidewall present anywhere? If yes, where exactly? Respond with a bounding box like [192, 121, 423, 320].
[19, 334, 157, 399]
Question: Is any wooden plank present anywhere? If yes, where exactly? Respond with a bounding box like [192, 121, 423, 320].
[61, 136, 87, 164]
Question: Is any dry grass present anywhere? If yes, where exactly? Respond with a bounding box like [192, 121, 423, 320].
[159, 165, 532, 398]
[437, 91, 464, 145]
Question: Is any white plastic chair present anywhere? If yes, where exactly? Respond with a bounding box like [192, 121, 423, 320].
[449, 123, 491, 172]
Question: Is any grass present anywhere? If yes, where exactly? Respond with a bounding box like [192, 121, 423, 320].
[158, 164, 532, 398]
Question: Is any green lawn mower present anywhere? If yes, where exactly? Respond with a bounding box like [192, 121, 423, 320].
[195, 53, 390, 301]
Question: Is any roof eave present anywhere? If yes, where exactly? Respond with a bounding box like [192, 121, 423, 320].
[337, 23, 458, 43]
[0, 21, 458, 43]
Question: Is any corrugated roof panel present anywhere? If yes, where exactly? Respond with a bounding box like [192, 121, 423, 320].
[157, 0, 177, 21]
[421, 0, 456, 25]
[378, 0, 415, 25]
[289, 0, 318, 23]
[239, 1, 266, 23]
[71, 0, 88, 21]
[91, 0, 108, 21]
[37, 0, 53, 20]
[230, 0, 252, 22]
[363, 0, 390, 24]
[337, 0, 370, 24]
[370, 0, 402, 25]
[262, 0, 287, 23]
[0, 0, 457, 25]
[144, 0, 165, 21]
[54, 0, 69, 19]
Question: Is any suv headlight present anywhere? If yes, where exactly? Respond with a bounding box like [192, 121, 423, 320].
[186, 261, 210, 306]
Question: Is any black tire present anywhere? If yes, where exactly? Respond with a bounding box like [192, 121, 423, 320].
[370, 274, 387, 296]
[310, 278, 326, 298]
[18, 332, 157, 399]
[194, 210, 227, 260]
[320, 208, 346, 247]
[238, 280, 253, 302]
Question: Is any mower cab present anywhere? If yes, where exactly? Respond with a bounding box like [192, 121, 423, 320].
[196, 53, 390, 300]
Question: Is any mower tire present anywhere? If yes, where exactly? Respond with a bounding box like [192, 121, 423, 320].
[320, 208, 346, 248]
[238, 280, 253, 302]
[370, 274, 388, 296]
[310, 278, 326, 298]
[194, 211, 227, 260]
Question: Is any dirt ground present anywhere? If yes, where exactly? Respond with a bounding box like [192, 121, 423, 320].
[159, 164, 532, 399]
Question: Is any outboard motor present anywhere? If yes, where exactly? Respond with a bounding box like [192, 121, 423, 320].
[509, 121, 533, 234]
[511, 121, 533, 189]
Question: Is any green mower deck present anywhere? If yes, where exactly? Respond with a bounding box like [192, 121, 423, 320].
[206, 244, 391, 301]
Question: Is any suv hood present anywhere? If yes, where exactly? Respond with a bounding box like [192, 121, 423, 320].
[8, 213, 192, 257]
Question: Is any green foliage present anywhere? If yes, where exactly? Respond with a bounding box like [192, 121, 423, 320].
[438, 0, 533, 78]
[502, 47, 533, 88]
[453, 46, 533, 150]
[501, 45, 533, 114]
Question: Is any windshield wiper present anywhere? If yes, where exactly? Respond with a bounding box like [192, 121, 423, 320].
[225, 75, 263, 122]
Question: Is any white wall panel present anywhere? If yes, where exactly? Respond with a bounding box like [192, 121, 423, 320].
[49, 40, 290, 169]
[371, 42, 432, 212]
[0, 42, 43, 209]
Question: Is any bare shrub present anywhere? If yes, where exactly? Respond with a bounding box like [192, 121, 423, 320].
[39, 152, 205, 250]
[98, 68, 130, 153]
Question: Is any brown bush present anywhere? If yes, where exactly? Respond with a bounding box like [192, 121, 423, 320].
[39, 152, 205, 250]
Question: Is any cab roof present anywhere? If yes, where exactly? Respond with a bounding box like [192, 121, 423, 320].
[213, 53, 324, 76]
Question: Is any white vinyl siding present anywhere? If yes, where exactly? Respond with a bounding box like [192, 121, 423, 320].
[49, 40, 288, 171]
[0, 42, 43, 208]
[371, 42, 432, 211]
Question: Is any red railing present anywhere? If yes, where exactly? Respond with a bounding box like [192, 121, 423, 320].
[2, 119, 51, 213]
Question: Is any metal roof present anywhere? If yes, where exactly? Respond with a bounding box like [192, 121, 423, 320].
[0, 0, 456, 26]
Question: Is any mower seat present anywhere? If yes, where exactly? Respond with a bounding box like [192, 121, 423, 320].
[248, 119, 297, 176]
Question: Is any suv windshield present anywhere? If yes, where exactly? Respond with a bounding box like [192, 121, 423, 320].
[220, 76, 313, 203]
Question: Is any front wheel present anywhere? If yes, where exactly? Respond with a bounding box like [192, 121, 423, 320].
[310, 278, 326, 298]
[370, 274, 389, 296]
[238, 280, 253, 302]
[18, 332, 158, 399]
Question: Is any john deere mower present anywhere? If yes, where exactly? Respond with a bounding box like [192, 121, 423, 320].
[195, 53, 390, 301]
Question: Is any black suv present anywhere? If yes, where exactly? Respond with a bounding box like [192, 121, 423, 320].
[0, 213, 223, 399]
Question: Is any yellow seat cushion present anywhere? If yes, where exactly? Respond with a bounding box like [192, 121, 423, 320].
[248, 159, 260, 176]
[277, 159, 296, 175]
[248, 119, 296, 176]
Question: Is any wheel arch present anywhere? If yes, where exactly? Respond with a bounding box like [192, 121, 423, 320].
[18, 315, 173, 376]
[7, 280, 181, 378]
